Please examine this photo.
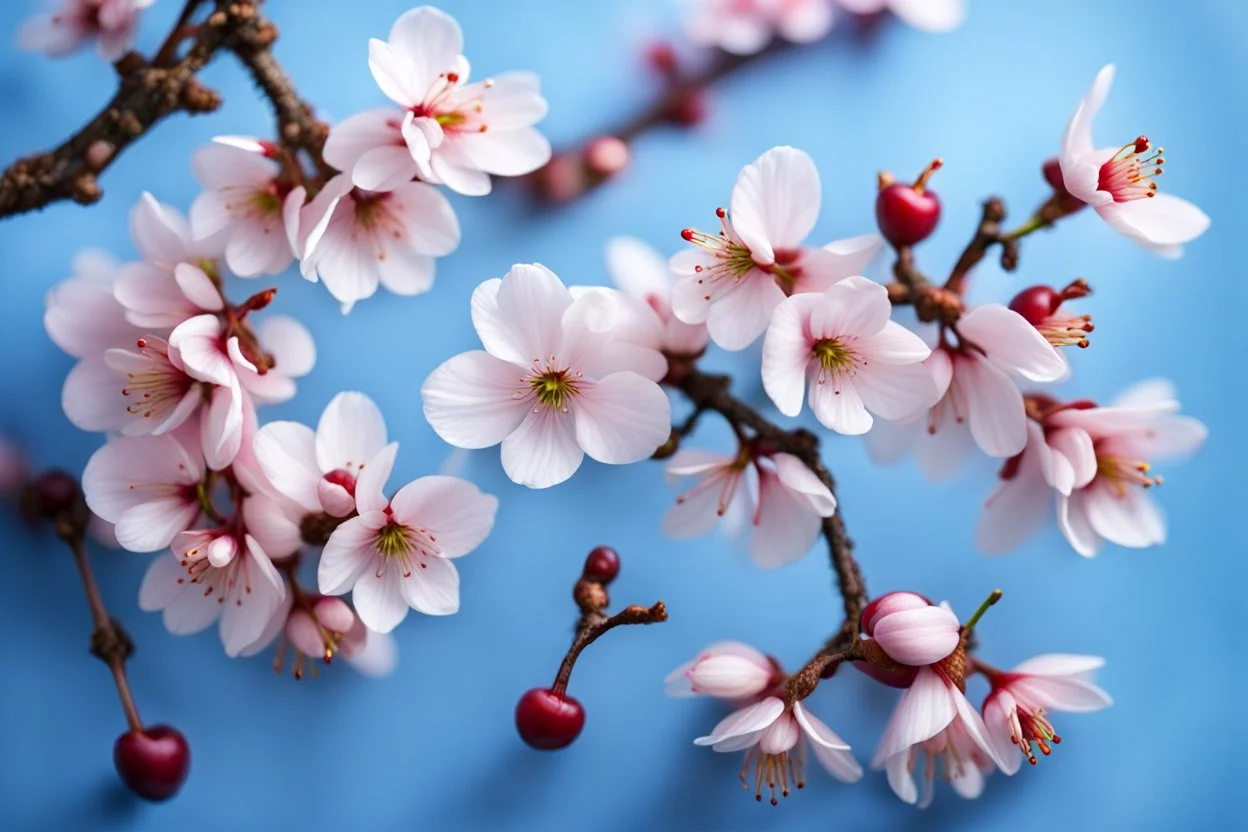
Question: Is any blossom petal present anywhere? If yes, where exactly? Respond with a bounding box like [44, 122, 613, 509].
[1082, 482, 1165, 549]
[471, 265, 571, 365]
[872, 667, 956, 766]
[388, 476, 498, 558]
[854, 361, 938, 422]
[1099, 192, 1210, 249]
[762, 293, 820, 417]
[730, 146, 820, 257]
[422, 350, 532, 450]
[318, 512, 384, 595]
[315, 391, 386, 474]
[574, 372, 671, 465]
[957, 354, 1027, 458]
[958, 304, 1066, 382]
[398, 555, 460, 616]
[773, 452, 836, 516]
[388, 6, 463, 98]
[253, 421, 321, 513]
[705, 273, 786, 351]
[749, 470, 823, 568]
[1061, 64, 1114, 183]
[1057, 492, 1101, 557]
[694, 697, 785, 747]
[871, 606, 961, 666]
[355, 443, 398, 515]
[501, 407, 583, 489]
[353, 567, 410, 634]
[809, 375, 872, 435]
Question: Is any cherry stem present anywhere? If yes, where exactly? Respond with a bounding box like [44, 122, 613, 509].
[963, 588, 1003, 634]
[62, 528, 143, 733]
[970, 656, 1008, 685]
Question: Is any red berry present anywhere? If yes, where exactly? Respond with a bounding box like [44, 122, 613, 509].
[875, 161, 943, 247]
[113, 725, 190, 802]
[1009, 285, 1061, 326]
[667, 91, 708, 127]
[582, 546, 620, 584]
[515, 688, 585, 750]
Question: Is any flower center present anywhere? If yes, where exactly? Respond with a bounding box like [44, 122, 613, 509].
[740, 745, 805, 806]
[323, 469, 357, 495]
[413, 73, 493, 134]
[811, 337, 855, 373]
[522, 358, 583, 412]
[373, 521, 440, 579]
[1008, 704, 1061, 765]
[178, 540, 252, 607]
[122, 337, 195, 420]
[681, 208, 758, 301]
[1095, 452, 1161, 496]
[1098, 135, 1164, 202]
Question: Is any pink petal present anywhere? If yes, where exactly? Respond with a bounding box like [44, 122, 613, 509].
[352, 565, 410, 633]
[956, 354, 1027, 458]
[130, 193, 191, 269]
[1012, 653, 1105, 678]
[573, 372, 671, 464]
[871, 667, 956, 766]
[501, 407, 583, 488]
[1057, 492, 1101, 557]
[1014, 676, 1113, 712]
[1082, 481, 1165, 549]
[173, 263, 224, 311]
[772, 452, 836, 516]
[976, 448, 1051, 556]
[809, 374, 871, 435]
[254, 420, 324, 513]
[387, 6, 463, 97]
[469, 72, 547, 130]
[471, 265, 571, 365]
[201, 383, 245, 471]
[890, 0, 965, 31]
[422, 350, 531, 449]
[958, 304, 1066, 382]
[1099, 192, 1210, 250]
[871, 606, 960, 666]
[730, 146, 820, 256]
[1048, 426, 1097, 491]
[450, 128, 552, 177]
[316, 391, 387, 474]
[762, 293, 818, 417]
[1061, 65, 1114, 185]
[318, 511, 386, 596]
[242, 495, 302, 561]
[749, 469, 823, 568]
[810, 275, 891, 338]
[854, 361, 938, 422]
[323, 109, 403, 173]
[352, 145, 420, 191]
[686, 654, 773, 699]
[706, 273, 787, 351]
[355, 442, 398, 515]
[694, 697, 785, 748]
[605, 236, 673, 302]
[368, 38, 418, 108]
[398, 555, 460, 616]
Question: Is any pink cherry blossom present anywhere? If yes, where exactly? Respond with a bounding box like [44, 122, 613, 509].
[866, 597, 961, 667]
[1047, 379, 1206, 557]
[114, 193, 226, 329]
[666, 641, 779, 699]
[763, 275, 936, 434]
[671, 146, 882, 350]
[139, 531, 286, 657]
[694, 696, 862, 803]
[317, 442, 498, 633]
[82, 430, 204, 553]
[662, 448, 837, 568]
[19, 0, 154, 62]
[190, 136, 306, 277]
[872, 667, 1005, 808]
[323, 6, 550, 195]
[284, 595, 398, 678]
[422, 264, 671, 489]
[605, 236, 709, 357]
[981, 654, 1111, 775]
[685, 0, 835, 56]
[864, 303, 1068, 478]
[298, 174, 460, 312]
[253, 391, 389, 519]
[44, 249, 141, 360]
[1059, 65, 1209, 257]
[837, 0, 964, 32]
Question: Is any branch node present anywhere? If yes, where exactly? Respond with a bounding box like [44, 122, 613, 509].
[90, 619, 136, 665]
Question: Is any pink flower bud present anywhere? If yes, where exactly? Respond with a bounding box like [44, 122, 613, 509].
[583, 136, 630, 178]
[860, 591, 931, 636]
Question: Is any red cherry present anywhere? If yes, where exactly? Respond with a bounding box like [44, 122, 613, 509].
[113, 725, 190, 802]
[875, 161, 943, 247]
[515, 688, 585, 750]
[1009, 285, 1061, 326]
[582, 546, 620, 584]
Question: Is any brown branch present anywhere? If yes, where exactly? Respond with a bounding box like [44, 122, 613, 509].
[0, 0, 329, 220]
[552, 550, 667, 694]
[671, 366, 869, 697]
[945, 196, 1014, 294]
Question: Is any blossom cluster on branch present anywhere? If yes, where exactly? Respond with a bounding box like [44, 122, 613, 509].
[4, 0, 1212, 813]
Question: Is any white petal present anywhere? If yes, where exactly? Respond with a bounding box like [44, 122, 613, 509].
[353, 145, 420, 192]
[471, 265, 571, 365]
[1048, 426, 1097, 490]
[694, 697, 785, 746]
[258, 315, 316, 379]
[762, 293, 819, 417]
[398, 555, 460, 616]
[605, 236, 673, 302]
[316, 391, 387, 473]
[501, 407, 583, 488]
[871, 606, 961, 666]
[810, 275, 891, 338]
[749, 470, 823, 568]
[958, 304, 1066, 382]
[1061, 65, 1114, 183]
[387, 6, 463, 97]
[1015, 677, 1113, 712]
[773, 452, 836, 516]
[730, 146, 820, 257]
[686, 654, 772, 699]
[809, 375, 872, 435]
[421, 350, 531, 449]
[318, 513, 384, 595]
[323, 109, 403, 173]
[706, 274, 787, 351]
[368, 38, 418, 108]
[573, 373, 671, 465]
[1082, 482, 1165, 549]
[1012, 653, 1105, 678]
[115, 499, 199, 553]
[854, 361, 939, 422]
[62, 357, 125, 432]
[389, 180, 460, 256]
[890, 0, 965, 31]
[1100, 192, 1210, 249]
[1057, 492, 1101, 557]
[872, 668, 956, 766]
[957, 355, 1027, 458]
[982, 694, 1023, 776]
[353, 567, 410, 634]
[355, 443, 398, 515]
[450, 128, 552, 177]
[253, 421, 321, 513]
[976, 458, 1051, 556]
[173, 263, 224, 311]
[793, 702, 850, 750]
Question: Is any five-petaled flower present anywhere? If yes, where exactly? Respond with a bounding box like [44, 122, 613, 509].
[422, 263, 671, 489]
[1058, 64, 1210, 257]
[19, 0, 154, 62]
[671, 146, 882, 351]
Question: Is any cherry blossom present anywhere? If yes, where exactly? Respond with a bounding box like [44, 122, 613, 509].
[190, 136, 306, 278]
[695, 696, 862, 803]
[981, 654, 1112, 774]
[666, 641, 779, 699]
[298, 174, 460, 313]
[685, 0, 835, 56]
[139, 531, 286, 657]
[82, 430, 204, 553]
[284, 595, 398, 678]
[323, 6, 550, 196]
[1058, 64, 1210, 257]
[864, 303, 1068, 479]
[662, 448, 837, 568]
[114, 193, 226, 329]
[18, 0, 154, 62]
[253, 391, 389, 519]
[865, 593, 961, 668]
[672, 146, 882, 351]
[317, 442, 498, 633]
[837, 0, 964, 32]
[872, 667, 1005, 808]
[422, 264, 671, 489]
[762, 275, 936, 435]
[1046, 380, 1206, 557]
[605, 236, 709, 357]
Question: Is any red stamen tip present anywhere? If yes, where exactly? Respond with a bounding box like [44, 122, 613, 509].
[1134, 135, 1150, 154]
[447, 72, 459, 83]
[715, 207, 727, 218]
[681, 228, 695, 241]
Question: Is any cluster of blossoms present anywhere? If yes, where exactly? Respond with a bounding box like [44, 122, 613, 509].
[669, 592, 1110, 806]
[38, 5, 537, 674]
[19, 0, 154, 62]
[685, 0, 965, 55]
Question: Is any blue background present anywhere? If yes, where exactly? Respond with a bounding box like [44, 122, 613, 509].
[0, 1, 1243, 829]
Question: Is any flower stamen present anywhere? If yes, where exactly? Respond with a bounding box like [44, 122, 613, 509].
[1098, 135, 1164, 202]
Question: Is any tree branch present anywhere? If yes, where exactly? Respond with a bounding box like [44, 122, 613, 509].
[0, 0, 329, 220]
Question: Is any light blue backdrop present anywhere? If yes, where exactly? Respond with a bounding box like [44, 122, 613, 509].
[1, 1, 1242, 829]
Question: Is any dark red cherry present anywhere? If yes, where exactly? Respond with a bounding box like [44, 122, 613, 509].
[113, 725, 190, 802]
[876, 160, 942, 247]
[515, 689, 585, 750]
[582, 546, 621, 584]
[1009, 285, 1061, 326]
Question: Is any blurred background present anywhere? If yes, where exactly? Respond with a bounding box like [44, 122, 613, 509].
[0, 0, 1243, 828]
